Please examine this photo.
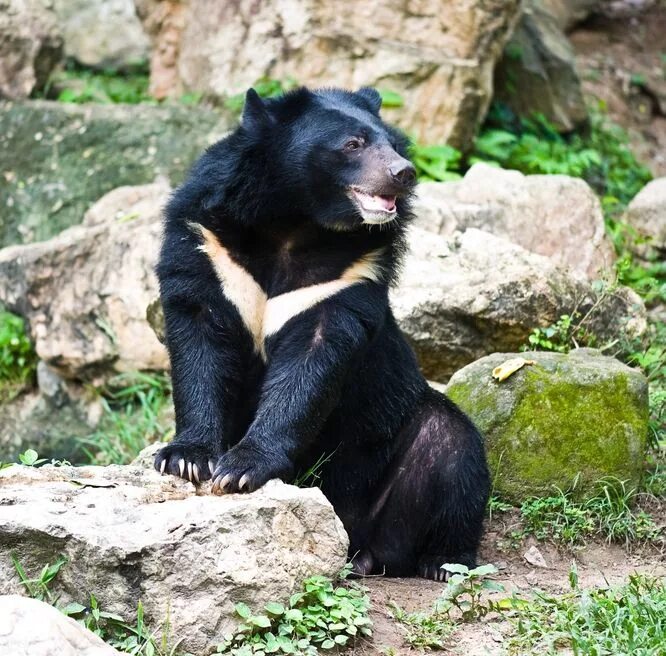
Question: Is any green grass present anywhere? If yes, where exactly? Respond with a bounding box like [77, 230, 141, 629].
[216, 570, 372, 655]
[76, 372, 173, 465]
[520, 478, 660, 547]
[0, 310, 37, 402]
[508, 572, 666, 656]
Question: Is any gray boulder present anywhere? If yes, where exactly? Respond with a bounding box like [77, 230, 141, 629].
[0, 595, 121, 656]
[0, 0, 63, 100]
[446, 349, 649, 501]
[623, 177, 666, 259]
[0, 183, 169, 381]
[494, 0, 587, 132]
[52, 0, 149, 70]
[392, 228, 645, 381]
[0, 466, 348, 655]
[412, 163, 615, 279]
[0, 100, 231, 248]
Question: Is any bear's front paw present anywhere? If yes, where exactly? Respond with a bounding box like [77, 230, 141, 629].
[211, 443, 291, 494]
[154, 441, 219, 484]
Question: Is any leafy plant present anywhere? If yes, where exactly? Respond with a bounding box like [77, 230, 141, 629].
[11, 553, 67, 603]
[508, 572, 666, 655]
[389, 604, 454, 650]
[0, 310, 37, 401]
[216, 572, 372, 654]
[520, 478, 660, 547]
[409, 143, 462, 182]
[76, 372, 173, 465]
[18, 448, 48, 466]
[435, 563, 505, 622]
[377, 89, 404, 108]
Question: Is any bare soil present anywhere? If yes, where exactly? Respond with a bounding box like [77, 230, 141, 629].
[347, 502, 666, 655]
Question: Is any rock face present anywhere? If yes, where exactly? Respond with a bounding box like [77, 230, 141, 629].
[135, 0, 522, 148]
[0, 0, 63, 99]
[52, 0, 149, 70]
[0, 100, 231, 248]
[392, 228, 644, 381]
[623, 178, 666, 258]
[542, 0, 600, 30]
[0, 183, 169, 381]
[446, 349, 649, 501]
[0, 595, 121, 656]
[495, 0, 588, 131]
[412, 164, 615, 278]
[0, 466, 348, 655]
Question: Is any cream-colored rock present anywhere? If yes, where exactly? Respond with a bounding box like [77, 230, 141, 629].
[624, 177, 666, 258]
[0, 0, 63, 99]
[0, 183, 170, 381]
[0, 595, 121, 656]
[52, 0, 148, 69]
[0, 466, 348, 655]
[412, 163, 616, 278]
[392, 228, 645, 381]
[135, 0, 521, 147]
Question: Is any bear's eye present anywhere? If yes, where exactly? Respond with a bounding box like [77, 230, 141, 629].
[344, 138, 364, 152]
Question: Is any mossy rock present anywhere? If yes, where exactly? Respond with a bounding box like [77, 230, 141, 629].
[446, 349, 649, 502]
[0, 99, 232, 248]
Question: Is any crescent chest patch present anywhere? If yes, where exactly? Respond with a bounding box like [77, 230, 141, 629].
[190, 223, 383, 359]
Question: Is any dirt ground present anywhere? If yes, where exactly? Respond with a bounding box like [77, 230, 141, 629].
[347, 502, 666, 655]
[570, 6, 666, 176]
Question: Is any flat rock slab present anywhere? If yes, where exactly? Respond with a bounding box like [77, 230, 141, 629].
[0, 595, 121, 656]
[0, 466, 348, 654]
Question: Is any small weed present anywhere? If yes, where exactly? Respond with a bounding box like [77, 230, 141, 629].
[507, 571, 666, 655]
[520, 478, 660, 547]
[0, 310, 37, 402]
[18, 448, 48, 466]
[11, 553, 67, 603]
[390, 605, 454, 650]
[435, 564, 505, 622]
[216, 571, 372, 654]
[487, 495, 514, 519]
[76, 372, 173, 465]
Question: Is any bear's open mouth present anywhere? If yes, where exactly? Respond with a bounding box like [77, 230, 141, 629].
[349, 187, 397, 223]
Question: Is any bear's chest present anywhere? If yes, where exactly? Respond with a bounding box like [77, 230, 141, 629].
[194, 223, 382, 358]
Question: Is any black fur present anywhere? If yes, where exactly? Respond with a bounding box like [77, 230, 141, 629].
[155, 87, 489, 578]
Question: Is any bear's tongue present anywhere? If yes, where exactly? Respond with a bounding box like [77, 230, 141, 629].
[353, 189, 397, 212]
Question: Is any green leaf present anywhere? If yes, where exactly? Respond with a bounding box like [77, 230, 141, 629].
[264, 602, 285, 616]
[441, 563, 469, 574]
[235, 602, 252, 619]
[320, 639, 335, 649]
[249, 614, 272, 629]
[378, 89, 404, 108]
[470, 564, 498, 577]
[19, 449, 39, 466]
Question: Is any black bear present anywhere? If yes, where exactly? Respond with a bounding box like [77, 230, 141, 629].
[155, 86, 489, 579]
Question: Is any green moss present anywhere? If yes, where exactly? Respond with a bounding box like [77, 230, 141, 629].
[447, 353, 649, 502]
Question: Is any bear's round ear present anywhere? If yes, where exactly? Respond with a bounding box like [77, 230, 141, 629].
[241, 88, 273, 130]
[355, 87, 382, 115]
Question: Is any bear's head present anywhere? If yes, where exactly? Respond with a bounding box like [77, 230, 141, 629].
[232, 86, 416, 231]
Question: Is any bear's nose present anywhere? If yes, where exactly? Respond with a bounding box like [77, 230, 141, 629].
[389, 160, 416, 187]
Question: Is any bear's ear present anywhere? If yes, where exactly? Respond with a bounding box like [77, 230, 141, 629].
[241, 88, 273, 130]
[355, 87, 382, 115]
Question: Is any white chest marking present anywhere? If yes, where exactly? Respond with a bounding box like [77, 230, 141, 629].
[192, 224, 383, 359]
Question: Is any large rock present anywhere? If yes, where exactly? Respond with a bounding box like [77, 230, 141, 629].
[392, 228, 645, 381]
[0, 0, 63, 100]
[446, 349, 649, 501]
[135, 0, 522, 148]
[494, 0, 588, 132]
[0, 466, 348, 655]
[623, 177, 666, 259]
[0, 100, 231, 248]
[0, 183, 169, 381]
[412, 163, 615, 278]
[52, 0, 149, 70]
[0, 596, 121, 656]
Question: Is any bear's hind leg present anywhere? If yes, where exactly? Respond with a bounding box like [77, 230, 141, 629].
[365, 389, 489, 580]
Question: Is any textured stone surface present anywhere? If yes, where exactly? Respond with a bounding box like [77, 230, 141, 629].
[495, 0, 587, 131]
[542, 0, 600, 30]
[0, 466, 348, 655]
[135, 0, 521, 147]
[392, 228, 645, 381]
[0, 0, 63, 99]
[623, 177, 666, 258]
[0, 100, 231, 248]
[0, 183, 169, 381]
[0, 595, 121, 656]
[446, 349, 649, 501]
[412, 163, 615, 278]
[52, 0, 149, 69]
